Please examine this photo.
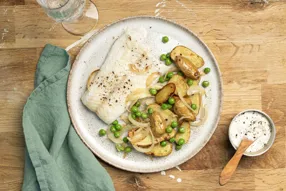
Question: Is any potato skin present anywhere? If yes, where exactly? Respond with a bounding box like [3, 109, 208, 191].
[173, 96, 196, 122]
[145, 142, 173, 157]
[155, 83, 176, 104]
[168, 75, 188, 96]
[175, 56, 200, 80]
[175, 121, 191, 143]
[170, 45, 204, 68]
[147, 104, 177, 126]
[150, 112, 166, 137]
[135, 129, 176, 147]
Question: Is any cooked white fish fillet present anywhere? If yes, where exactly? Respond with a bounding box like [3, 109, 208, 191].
[81, 27, 170, 124]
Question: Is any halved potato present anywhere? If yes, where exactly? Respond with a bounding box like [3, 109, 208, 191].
[189, 94, 201, 116]
[150, 112, 166, 137]
[127, 127, 150, 144]
[170, 46, 204, 68]
[175, 121, 191, 143]
[168, 75, 188, 96]
[148, 104, 177, 126]
[135, 129, 176, 147]
[188, 78, 201, 116]
[145, 142, 173, 157]
[173, 96, 196, 121]
[86, 69, 99, 90]
[175, 56, 200, 80]
[192, 79, 200, 86]
[155, 83, 176, 104]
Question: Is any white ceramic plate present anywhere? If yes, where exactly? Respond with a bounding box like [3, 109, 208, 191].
[67, 16, 222, 173]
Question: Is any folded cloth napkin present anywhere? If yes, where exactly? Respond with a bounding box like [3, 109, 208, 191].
[22, 44, 115, 191]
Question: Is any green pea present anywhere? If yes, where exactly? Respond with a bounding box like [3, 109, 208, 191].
[175, 145, 182, 151]
[160, 141, 167, 147]
[115, 124, 122, 131]
[149, 88, 157, 95]
[110, 126, 116, 133]
[160, 54, 167, 61]
[169, 137, 175, 143]
[161, 103, 168, 110]
[148, 108, 153, 114]
[135, 111, 142, 117]
[167, 72, 174, 79]
[168, 97, 175, 105]
[158, 76, 165, 83]
[165, 126, 173, 133]
[178, 127, 185, 133]
[112, 120, 118, 125]
[165, 58, 172, 66]
[171, 121, 178, 128]
[187, 79, 193, 86]
[123, 137, 129, 143]
[177, 138, 185, 146]
[204, 67, 211, 74]
[131, 114, 136, 119]
[191, 104, 197, 110]
[98, 129, 106, 136]
[124, 146, 132, 153]
[135, 101, 141, 107]
[131, 106, 138, 113]
[166, 53, 171, 58]
[177, 71, 184, 76]
[114, 131, 120, 138]
[166, 104, 172, 109]
[202, 81, 209, 88]
[141, 113, 148, 119]
[162, 36, 169, 43]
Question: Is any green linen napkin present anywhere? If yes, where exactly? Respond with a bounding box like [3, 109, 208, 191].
[22, 44, 115, 191]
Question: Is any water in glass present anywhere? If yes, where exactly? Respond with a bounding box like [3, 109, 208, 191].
[38, 0, 86, 22]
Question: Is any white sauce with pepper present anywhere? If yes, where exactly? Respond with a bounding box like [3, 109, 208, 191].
[229, 111, 272, 153]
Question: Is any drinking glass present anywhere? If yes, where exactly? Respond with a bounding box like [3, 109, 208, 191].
[37, 0, 98, 35]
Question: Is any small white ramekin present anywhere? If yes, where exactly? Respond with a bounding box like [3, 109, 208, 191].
[228, 109, 276, 157]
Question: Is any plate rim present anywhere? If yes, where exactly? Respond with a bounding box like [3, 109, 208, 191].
[67, 16, 223, 173]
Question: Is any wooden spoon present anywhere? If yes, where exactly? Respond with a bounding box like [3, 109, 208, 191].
[219, 139, 254, 186]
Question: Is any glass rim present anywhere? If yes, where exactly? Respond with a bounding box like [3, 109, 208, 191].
[37, 0, 83, 11]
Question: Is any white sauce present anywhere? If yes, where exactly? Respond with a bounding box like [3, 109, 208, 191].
[177, 178, 182, 183]
[169, 175, 175, 179]
[229, 111, 272, 153]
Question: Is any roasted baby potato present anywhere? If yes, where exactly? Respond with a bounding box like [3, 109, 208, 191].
[148, 104, 177, 126]
[173, 96, 196, 122]
[187, 79, 201, 116]
[170, 45, 204, 69]
[128, 127, 150, 144]
[168, 75, 188, 96]
[175, 56, 200, 80]
[155, 83, 176, 104]
[189, 93, 201, 116]
[135, 129, 176, 147]
[184, 95, 192, 105]
[87, 69, 99, 90]
[175, 121, 191, 143]
[145, 142, 173, 157]
[150, 112, 166, 137]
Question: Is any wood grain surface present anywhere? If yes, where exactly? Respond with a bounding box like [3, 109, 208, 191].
[1, 0, 286, 190]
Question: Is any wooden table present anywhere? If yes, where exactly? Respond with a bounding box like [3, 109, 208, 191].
[1, 0, 286, 190]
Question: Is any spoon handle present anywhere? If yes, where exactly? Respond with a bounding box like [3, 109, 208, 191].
[219, 139, 254, 186]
